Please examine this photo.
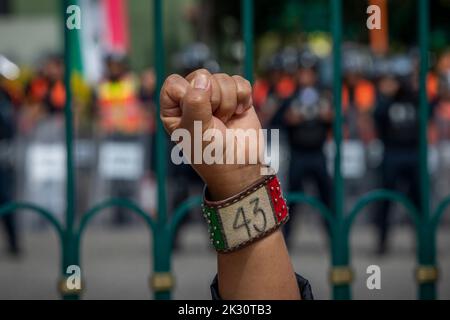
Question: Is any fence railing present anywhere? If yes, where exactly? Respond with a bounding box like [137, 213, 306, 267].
[0, 0, 448, 300]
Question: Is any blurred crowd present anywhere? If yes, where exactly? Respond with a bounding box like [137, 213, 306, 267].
[1, 42, 450, 257]
[252, 44, 450, 254]
[0, 52, 158, 256]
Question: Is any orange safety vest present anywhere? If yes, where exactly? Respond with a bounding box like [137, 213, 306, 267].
[434, 101, 450, 141]
[342, 79, 376, 142]
[253, 76, 296, 109]
[427, 73, 438, 102]
[342, 79, 376, 113]
[276, 76, 296, 99]
[97, 76, 145, 135]
[252, 79, 270, 110]
[28, 77, 66, 110]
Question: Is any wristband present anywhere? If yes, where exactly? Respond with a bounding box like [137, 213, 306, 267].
[202, 175, 289, 253]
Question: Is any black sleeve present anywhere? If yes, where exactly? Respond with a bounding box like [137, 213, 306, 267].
[271, 97, 291, 128]
[0, 100, 15, 140]
[373, 94, 390, 138]
[210, 273, 314, 300]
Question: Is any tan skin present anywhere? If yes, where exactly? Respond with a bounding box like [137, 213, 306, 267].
[160, 69, 300, 300]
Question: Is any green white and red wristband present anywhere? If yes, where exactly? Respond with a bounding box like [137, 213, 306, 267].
[202, 175, 289, 253]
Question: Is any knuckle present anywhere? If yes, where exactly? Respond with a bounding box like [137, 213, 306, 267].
[233, 75, 250, 88]
[214, 73, 230, 82]
[196, 68, 210, 74]
[164, 74, 187, 98]
[234, 77, 252, 97]
[165, 73, 181, 86]
[215, 73, 228, 77]
[164, 74, 182, 94]
[243, 79, 252, 90]
[242, 81, 252, 95]
[211, 95, 221, 108]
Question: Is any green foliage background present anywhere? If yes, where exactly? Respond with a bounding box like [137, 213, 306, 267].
[7, 0, 450, 71]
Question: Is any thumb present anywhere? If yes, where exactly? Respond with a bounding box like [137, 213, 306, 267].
[180, 73, 213, 132]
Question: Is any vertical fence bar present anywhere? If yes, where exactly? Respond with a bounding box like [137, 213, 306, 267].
[417, 0, 437, 300]
[242, 0, 254, 84]
[331, 0, 343, 224]
[418, 0, 431, 229]
[62, 0, 79, 300]
[154, 0, 167, 228]
[330, 0, 350, 300]
[153, 0, 172, 300]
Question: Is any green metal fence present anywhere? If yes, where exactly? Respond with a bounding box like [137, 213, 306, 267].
[0, 0, 448, 300]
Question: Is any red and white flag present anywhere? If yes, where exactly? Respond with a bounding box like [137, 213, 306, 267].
[78, 0, 130, 83]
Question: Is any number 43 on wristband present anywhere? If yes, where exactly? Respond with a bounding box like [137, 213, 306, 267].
[203, 176, 289, 253]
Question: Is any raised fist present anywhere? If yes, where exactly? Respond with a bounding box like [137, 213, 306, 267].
[160, 69, 264, 200]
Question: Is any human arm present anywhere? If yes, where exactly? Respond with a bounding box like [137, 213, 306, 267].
[160, 69, 301, 300]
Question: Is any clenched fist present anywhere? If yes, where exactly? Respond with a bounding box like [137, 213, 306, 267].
[160, 69, 264, 200]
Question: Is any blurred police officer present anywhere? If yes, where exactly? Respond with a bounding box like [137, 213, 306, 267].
[432, 71, 450, 199]
[26, 54, 66, 115]
[257, 48, 297, 128]
[0, 73, 20, 255]
[373, 56, 421, 255]
[281, 50, 333, 246]
[433, 71, 450, 140]
[96, 53, 148, 225]
[340, 47, 377, 199]
[342, 48, 376, 144]
[255, 48, 297, 188]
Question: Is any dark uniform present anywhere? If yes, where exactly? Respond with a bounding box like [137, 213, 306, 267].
[256, 50, 299, 191]
[374, 82, 421, 254]
[0, 82, 19, 255]
[282, 84, 332, 245]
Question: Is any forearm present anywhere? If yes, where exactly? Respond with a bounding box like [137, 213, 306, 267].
[161, 70, 302, 300]
[208, 167, 301, 300]
[217, 230, 300, 300]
